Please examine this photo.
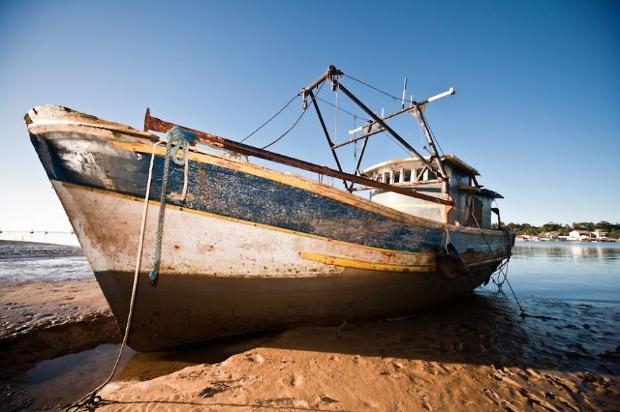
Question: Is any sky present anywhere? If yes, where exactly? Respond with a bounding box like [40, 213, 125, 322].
[0, 0, 618, 236]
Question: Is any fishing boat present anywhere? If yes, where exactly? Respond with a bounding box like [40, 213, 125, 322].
[25, 66, 514, 351]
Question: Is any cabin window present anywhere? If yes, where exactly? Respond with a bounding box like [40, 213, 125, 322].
[393, 171, 401, 183]
[383, 172, 391, 184]
[403, 169, 412, 182]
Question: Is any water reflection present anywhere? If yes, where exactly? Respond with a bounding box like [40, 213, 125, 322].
[514, 240, 619, 260]
[480, 241, 620, 303]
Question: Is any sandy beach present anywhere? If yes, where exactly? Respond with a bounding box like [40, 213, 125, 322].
[1, 241, 619, 411]
[97, 295, 619, 412]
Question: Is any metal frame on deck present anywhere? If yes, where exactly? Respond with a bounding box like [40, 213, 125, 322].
[144, 65, 456, 207]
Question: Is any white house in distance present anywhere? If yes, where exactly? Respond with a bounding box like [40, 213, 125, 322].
[593, 229, 611, 241]
[567, 230, 590, 241]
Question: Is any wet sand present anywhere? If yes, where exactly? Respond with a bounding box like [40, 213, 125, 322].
[95, 295, 619, 412]
[0, 279, 119, 370]
[1, 241, 619, 411]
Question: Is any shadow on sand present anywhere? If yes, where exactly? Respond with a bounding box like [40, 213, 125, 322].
[116, 291, 620, 381]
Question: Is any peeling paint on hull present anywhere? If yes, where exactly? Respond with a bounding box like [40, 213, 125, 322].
[26, 105, 513, 351]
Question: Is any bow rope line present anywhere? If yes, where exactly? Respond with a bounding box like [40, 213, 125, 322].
[468, 212, 523, 316]
[66, 139, 164, 411]
[66, 127, 194, 411]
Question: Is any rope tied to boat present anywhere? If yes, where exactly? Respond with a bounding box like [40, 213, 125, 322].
[468, 211, 524, 317]
[65, 139, 165, 411]
[66, 128, 197, 410]
[149, 127, 195, 285]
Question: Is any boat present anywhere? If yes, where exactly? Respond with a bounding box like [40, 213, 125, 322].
[25, 65, 514, 351]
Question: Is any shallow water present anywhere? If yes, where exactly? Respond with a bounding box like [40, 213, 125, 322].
[0, 256, 92, 284]
[0, 241, 91, 284]
[476, 241, 620, 375]
[480, 241, 620, 303]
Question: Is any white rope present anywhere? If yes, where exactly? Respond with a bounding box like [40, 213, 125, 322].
[443, 228, 452, 252]
[66, 140, 163, 411]
[101, 139, 163, 384]
[180, 151, 190, 200]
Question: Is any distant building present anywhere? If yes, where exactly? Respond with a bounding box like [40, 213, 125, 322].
[567, 230, 590, 241]
[593, 229, 608, 240]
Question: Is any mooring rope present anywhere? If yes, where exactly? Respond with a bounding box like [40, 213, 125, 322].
[66, 127, 195, 411]
[66, 140, 164, 411]
[468, 212, 525, 316]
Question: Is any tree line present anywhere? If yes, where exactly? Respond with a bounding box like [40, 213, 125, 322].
[502, 221, 620, 239]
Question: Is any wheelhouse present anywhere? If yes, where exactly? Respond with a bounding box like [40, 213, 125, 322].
[364, 155, 503, 228]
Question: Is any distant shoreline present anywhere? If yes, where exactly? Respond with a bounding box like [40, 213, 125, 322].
[0, 231, 79, 247]
[0, 239, 82, 259]
[515, 237, 619, 244]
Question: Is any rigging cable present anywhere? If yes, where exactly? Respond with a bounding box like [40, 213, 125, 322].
[342, 72, 432, 158]
[239, 92, 299, 143]
[424, 118, 447, 158]
[333, 88, 339, 146]
[260, 82, 325, 150]
[342, 73, 403, 101]
[344, 72, 451, 162]
[315, 96, 370, 122]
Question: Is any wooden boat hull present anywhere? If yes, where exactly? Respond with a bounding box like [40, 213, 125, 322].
[26, 105, 513, 351]
[95, 268, 498, 351]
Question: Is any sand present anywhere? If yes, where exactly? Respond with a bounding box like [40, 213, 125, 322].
[92, 294, 619, 412]
[0, 279, 120, 372]
[1, 276, 618, 411]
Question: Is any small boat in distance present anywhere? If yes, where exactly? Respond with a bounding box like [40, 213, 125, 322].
[25, 66, 514, 351]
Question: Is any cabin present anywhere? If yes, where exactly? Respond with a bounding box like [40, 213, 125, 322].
[364, 155, 502, 228]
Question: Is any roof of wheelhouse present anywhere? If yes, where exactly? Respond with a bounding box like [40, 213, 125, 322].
[364, 154, 479, 177]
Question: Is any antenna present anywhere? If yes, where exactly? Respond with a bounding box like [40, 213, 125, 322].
[418, 87, 456, 106]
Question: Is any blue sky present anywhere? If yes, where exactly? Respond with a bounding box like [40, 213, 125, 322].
[0, 0, 618, 233]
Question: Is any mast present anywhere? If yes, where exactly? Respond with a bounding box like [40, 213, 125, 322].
[302, 66, 438, 175]
[303, 66, 455, 185]
[408, 87, 456, 181]
[146, 65, 459, 206]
